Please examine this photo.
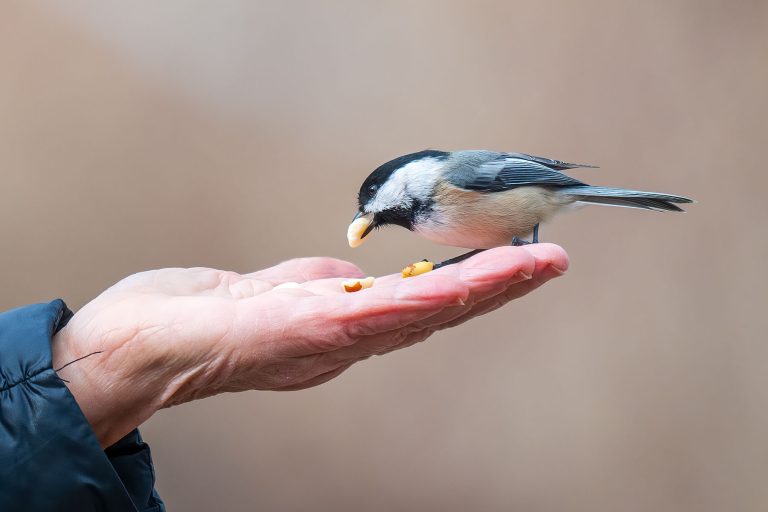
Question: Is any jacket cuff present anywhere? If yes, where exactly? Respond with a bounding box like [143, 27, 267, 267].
[0, 300, 164, 512]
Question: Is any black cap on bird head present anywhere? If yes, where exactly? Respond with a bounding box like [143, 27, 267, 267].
[348, 150, 449, 247]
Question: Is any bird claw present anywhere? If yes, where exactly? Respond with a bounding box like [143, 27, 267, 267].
[511, 236, 532, 246]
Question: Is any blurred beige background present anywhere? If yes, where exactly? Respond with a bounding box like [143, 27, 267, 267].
[2, 1, 767, 510]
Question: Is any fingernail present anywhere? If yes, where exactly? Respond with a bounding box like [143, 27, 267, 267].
[515, 270, 533, 280]
[546, 264, 567, 276]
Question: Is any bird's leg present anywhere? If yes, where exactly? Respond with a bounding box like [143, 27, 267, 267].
[433, 249, 486, 270]
[511, 224, 540, 246]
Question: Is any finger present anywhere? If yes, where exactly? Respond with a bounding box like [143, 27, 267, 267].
[423, 243, 567, 314]
[257, 245, 543, 296]
[454, 246, 537, 301]
[324, 271, 537, 361]
[403, 273, 527, 330]
[320, 245, 563, 346]
[338, 269, 543, 359]
[323, 245, 569, 362]
[312, 272, 470, 338]
[437, 258, 568, 331]
[245, 257, 365, 285]
[268, 270, 454, 297]
[285, 257, 531, 296]
[239, 272, 468, 359]
[436, 244, 569, 329]
[372, 246, 537, 298]
[397, 248, 541, 329]
[518, 243, 569, 274]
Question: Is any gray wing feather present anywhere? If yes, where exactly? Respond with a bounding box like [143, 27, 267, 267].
[442, 151, 693, 212]
[448, 153, 587, 192]
[504, 152, 598, 171]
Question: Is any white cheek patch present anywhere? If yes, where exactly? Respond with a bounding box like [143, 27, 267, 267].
[366, 158, 444, 213]
[367, 172, 408, 212]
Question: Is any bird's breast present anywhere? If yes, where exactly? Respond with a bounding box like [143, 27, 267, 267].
[414, 182, 570, 249]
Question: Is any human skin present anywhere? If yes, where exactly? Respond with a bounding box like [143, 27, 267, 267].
[52, 244, 568, 448]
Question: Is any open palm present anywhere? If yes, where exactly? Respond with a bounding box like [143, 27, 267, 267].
[54, 244, 568, 446]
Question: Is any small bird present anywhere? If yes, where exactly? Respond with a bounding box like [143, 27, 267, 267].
[348, 150, 692, 266]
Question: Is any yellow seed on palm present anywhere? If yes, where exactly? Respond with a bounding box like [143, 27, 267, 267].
[401, 260, 435, 278]
[342, 276, 375, 293]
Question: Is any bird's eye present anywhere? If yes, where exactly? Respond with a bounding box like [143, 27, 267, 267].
[367, 184, 378, 196]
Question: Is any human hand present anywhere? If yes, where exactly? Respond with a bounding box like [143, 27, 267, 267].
[53, 244, 568, 447]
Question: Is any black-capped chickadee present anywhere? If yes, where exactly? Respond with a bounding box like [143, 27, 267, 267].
[348, 150, 692, 258]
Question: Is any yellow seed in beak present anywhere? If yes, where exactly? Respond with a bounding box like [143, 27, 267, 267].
[347, 214, 374, 248]
[342, 276, 375, 293]
[402, 260, 435, 278]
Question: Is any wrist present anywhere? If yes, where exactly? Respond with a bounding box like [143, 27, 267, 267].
[52, 325, 166, 447]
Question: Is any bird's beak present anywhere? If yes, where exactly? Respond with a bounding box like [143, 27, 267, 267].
[347, 212, 376, 248]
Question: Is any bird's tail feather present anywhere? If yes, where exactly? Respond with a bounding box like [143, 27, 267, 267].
[559, 186, 693, 212]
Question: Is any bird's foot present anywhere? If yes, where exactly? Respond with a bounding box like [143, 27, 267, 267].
[511, 236, 532, 246]
[511, 224, 541, 246]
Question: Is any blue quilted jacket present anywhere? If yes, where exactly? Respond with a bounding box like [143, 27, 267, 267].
[0, 300, 164, 511]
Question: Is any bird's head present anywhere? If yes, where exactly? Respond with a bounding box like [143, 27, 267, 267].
[347, 150, 449, 248]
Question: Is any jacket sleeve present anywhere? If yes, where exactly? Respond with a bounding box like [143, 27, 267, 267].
[0, 300, 165, 512]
